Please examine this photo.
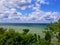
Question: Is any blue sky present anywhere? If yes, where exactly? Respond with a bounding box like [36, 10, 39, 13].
[41, 0, 60, 12]
[0, 0, 60, 23]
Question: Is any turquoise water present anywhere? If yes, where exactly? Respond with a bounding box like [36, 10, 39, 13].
[0, 23, 48, 37]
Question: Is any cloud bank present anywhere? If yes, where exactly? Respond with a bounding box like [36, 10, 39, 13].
[0, 0, 60, 23]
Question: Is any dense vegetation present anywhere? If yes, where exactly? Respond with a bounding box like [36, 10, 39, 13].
[0, 19, 60, 45]
[0, 28, 52, 45]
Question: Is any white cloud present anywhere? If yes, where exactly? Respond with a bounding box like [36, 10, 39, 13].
[26, 10, 60, 23]
[0, 0, 60, 23]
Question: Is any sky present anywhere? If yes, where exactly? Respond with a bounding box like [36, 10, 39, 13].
[0, 0, 60, 23]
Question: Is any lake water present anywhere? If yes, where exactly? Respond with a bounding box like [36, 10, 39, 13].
[0, 23, 48, 37]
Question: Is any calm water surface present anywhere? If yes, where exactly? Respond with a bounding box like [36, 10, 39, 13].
[0, 23, 48, 37]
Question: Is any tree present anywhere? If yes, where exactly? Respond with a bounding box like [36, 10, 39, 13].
[23, 29, 29, 34]
[45, 19, 60, 45]
[45, 31, 51, 42]
[56, 31, 60, 45]
[0, 27, 6, 34]
[38, 35, 40, 40]
[31, 39, 53, 45]
[58, 19, 60, 22]
[0, 29, 23, 45]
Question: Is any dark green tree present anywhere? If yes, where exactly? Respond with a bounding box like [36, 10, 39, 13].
[45, 31, 51, 42]
[56, 31, 60, 45]
[0, 27, 6, 34]
[23, 29, 29, 34]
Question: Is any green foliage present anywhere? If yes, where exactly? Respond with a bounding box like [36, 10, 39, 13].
[23, 29, 29, 34]
[0, 28, 53, 45]
[0, 30, 23, 45]
[56, 31, 60, 42]
[45, 19, 60, 45]
[0, 27, 6, 34]
[45, 31, 51, 42]
[31, 39, 52, 45]
[47, 19, 60, 32]
[58, 19, 60, 22]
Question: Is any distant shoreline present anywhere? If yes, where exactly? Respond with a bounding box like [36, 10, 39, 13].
[0, 23, 49, 25]
[0, 23, 49, 27]
[0, 23, 50, 24]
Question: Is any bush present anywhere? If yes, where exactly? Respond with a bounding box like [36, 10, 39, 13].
[23, 29, 29, 34]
